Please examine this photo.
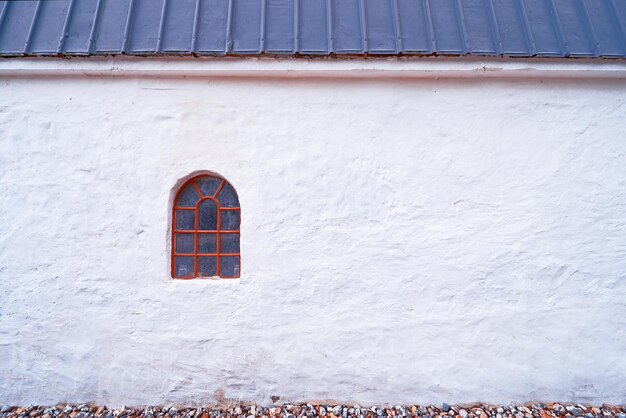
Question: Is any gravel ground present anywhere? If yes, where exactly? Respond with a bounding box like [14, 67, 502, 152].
[1, 403, 625, 418]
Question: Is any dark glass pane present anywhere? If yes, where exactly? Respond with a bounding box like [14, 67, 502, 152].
[175, 234, 195, 254]
[220, 234, 240, 254]
[198, 200, 218, 230]
[198, 234, 217, 254]
[198, 256, 217, 277]
[220, 210, 240, 230]
[216, 183, 240, 207]
[220, 256, 240, 277]
[176, 183, 200, 207]
[174, 256, 194, 277]
[196, 176, 222, 197]
[175, 210, 195, 230]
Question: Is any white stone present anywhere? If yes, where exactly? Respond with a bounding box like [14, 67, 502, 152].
[0, 59, 625, 407]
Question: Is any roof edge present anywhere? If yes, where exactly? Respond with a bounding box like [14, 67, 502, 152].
[1, 57, 626, 80]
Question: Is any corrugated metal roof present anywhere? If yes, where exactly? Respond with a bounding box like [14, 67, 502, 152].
[0, 0, 625, 58]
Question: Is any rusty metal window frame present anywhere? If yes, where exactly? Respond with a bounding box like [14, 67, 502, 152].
[171, 174, 241, 279]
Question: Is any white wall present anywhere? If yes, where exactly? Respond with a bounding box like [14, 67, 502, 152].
[0, 60, 625, 406]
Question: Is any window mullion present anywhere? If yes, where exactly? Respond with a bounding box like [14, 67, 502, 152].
[194, 201, 199, 277]
[216, 203, 221, 276]
[171, 209, 176, 278]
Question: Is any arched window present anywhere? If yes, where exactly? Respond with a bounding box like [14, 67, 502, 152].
[171, 174, 240, 279]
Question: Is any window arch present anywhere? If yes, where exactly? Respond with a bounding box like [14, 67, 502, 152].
[171, 174, 240, 279]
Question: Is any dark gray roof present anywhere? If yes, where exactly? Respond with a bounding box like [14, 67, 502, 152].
[0, 0, 625, 58]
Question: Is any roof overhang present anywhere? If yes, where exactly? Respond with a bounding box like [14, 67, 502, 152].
[1, 56, 626, 80]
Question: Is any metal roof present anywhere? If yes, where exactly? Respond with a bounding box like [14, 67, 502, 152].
[0, 0, 625, 58]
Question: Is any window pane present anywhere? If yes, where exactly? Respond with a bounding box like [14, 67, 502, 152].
[196, 176, 222, 197]
[174, 256, 194, 277]
[220, 210, 240, 230]
[198, 233, 217, 254]
[176, 183, 200, 207]
[220, 234, 240, 254]
[198, 256, 217, 276]
[220, 256, 240, 277]
[175, 210, 195, 230]
[198, 200, 218, 230]
[175, 234, 195, 254]
[216, 183, 240, 207]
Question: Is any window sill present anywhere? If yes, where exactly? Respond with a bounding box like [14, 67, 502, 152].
[169, 277, 241, 286]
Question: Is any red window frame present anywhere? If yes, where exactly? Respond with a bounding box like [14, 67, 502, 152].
[171, 175, 241, 279]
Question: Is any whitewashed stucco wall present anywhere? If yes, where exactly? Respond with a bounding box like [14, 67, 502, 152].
[0, 59, 625, 406]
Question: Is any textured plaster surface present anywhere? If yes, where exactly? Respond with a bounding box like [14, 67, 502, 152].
[0, 72, 625, 406]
